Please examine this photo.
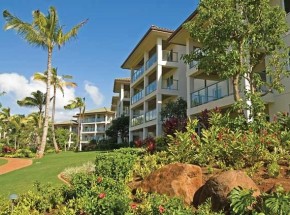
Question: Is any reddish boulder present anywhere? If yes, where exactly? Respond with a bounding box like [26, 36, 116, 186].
[140, 163, 202, 205]
[198, 170, 260, 211]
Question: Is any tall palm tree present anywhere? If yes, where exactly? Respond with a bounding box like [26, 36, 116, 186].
[34, 68, 77, 153]
[64, 97, 85, 151]
[3, 7, 87, 158]
[17, 90, 46, 145]
[9, 114, 27, 149]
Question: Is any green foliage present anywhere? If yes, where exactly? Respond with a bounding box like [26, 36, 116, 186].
[194, 199, 224, 215]
[131, 151, 170, 179]
[106, 114, 129, 143]
[160, 97, 187, 121]
[95, 148, 144, 181]
[55, 128, 76, 151]
[229, 186, 290, 215]
[129, 190, 193, 215]
[61, 161, 95, 182]
[230, 187, 257, 215]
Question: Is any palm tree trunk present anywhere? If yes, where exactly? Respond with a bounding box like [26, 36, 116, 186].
[77, 108, 81, 151]
[51, 85, 59, 153]
[37, 48, 52, 158]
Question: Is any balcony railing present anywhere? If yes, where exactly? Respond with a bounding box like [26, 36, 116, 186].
[191, 79, 232, 107]
[131, 90, 144, 104]
[124, 91, 130, 98]
[145, 81, 157, 95]
[83, 127, 95, 132]
[82, 118, 95, 123]
[145, 53, 157, 70]
[189, 60, 198, 69]
[162, 79, 178, 90]
[131, 114, 144, 127]
[132, 66, 145, 83]
[145, 109, 157, 122]
[97, 128, 106, 132]
[162, 50, 178, 62]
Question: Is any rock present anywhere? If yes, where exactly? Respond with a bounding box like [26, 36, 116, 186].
[139, 163, 202, 205]
[198, 170, 260, 211]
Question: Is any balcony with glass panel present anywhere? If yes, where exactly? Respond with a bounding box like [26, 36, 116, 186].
[162, 50, 178, 62]
[131, 90, 144, 105]
[191, 79, 232, 107]
[131, 114, 144, 127]
[97, 127, 106, 132]
[145, 53, 157, 71]
[145, 81, 157, 96]
[145, 109, 157, 122]
[162, 79, 178, 90]
[132, 66, 145, 83]
[82, 127, 95, 132]
[82, 118, 96, 123]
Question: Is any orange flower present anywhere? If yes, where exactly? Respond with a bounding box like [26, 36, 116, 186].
[130, 203, 138, 209]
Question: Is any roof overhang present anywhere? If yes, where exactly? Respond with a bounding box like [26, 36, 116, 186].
[121, 26, 174, 69]
[113, 78, 130, 93]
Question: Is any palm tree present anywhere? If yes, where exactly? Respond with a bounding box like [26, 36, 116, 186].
[0, 107, 12, 144]
[17, 90, 46, 145]
[34, 68, 77, 153]
[3, 7, 87, 158]
[64, 97, 85, 151]
[9, 114, 27, 149]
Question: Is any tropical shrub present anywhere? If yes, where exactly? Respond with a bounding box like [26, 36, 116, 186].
[61, 161, 95, 182]
[95, 148, 144, 181]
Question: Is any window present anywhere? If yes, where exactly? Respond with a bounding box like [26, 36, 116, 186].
[284, 0, 290, 14]
[167, 76, 173, 89]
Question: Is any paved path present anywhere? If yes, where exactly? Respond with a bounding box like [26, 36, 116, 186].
[0, 157, 33, 175]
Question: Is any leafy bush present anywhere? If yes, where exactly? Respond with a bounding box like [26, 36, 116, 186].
[229, 186, 290, 215]
[95, 148, 144, 181]
[61, 161, 95, 182]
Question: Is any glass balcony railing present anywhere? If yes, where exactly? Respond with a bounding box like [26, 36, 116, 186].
[162, 79, 178, 90]
[97, 128, 106, 132]
[145, 109, 157, 122]
[191, 79, 232, 107]
[145, 81, 157, 95]
[131, 114, 144, 127]
[82, 118, 95, 123]
[131, 90, 144, 104]
[145, 53, 157, 70]
[132, 66, 145, 83]
[81, 136, 95, 142]
[189, 60, 198, 69]
[162, 50, 178, 62]
[83, 127, 95, 132]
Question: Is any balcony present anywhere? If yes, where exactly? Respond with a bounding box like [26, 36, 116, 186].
[145, 53, 157, 70]
[82, 127, 95, 132]
[145, 81, 157, 96]
[189, 60, 198, 69]
[162, 79, 178, 90]
[124, 91, 130, 98]
[162, 50, 178, 62]
[82, 118, 96, 123]
[97, 128, 106, 132]
[131, 90, 144, 104]
[191, 79, 232, 107]
[145, 109, 157, 122]
[131, 114, 144, 127]
[132, 66, 145, 83]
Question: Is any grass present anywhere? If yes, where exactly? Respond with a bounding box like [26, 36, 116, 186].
[0, 158, 8, 166]
[0, 151, 98, 198]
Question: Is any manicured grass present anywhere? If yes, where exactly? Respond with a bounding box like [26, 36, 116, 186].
[0, 158, 8, 166]
[0, 151, 98, 198]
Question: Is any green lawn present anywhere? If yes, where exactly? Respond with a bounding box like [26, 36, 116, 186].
[0, 151, 98, 198]
[0, 158, 8, 166]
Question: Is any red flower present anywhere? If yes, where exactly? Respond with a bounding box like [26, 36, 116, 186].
[98, 193, 106, 199]
[130, 203, 138, 209]
[97, 177, 102, 183]
[159, 205, 165, 213]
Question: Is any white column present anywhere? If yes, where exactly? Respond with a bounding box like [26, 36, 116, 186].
[156, 37, 163, 136]
[120, 84, 124, 116]
[186, 38, 191, 71]
[143, 127, 148, 140]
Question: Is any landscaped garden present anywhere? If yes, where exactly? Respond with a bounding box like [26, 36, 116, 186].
[0, 109, 289, 214]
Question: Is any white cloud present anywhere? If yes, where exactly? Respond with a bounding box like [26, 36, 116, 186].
[0, 73, 77, 122]
[84, 82, 104, 106]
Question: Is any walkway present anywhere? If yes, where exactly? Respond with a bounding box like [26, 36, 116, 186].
[0, 158, 33, 175]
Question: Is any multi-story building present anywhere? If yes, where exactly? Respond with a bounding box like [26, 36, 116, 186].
[54, 120, 78, 149]
[76, 107, 115, 150]
[111, 77, 130, 118]
[121, 25, 187, 141]
[168, 0, 290, 121]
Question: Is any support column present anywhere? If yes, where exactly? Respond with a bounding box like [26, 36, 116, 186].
[120, 83, 124, 116]
[143, 127, 148, 139]
[244, 74, 253, 122]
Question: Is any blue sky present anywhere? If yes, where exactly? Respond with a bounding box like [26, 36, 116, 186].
[0, 0, 198, 121]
